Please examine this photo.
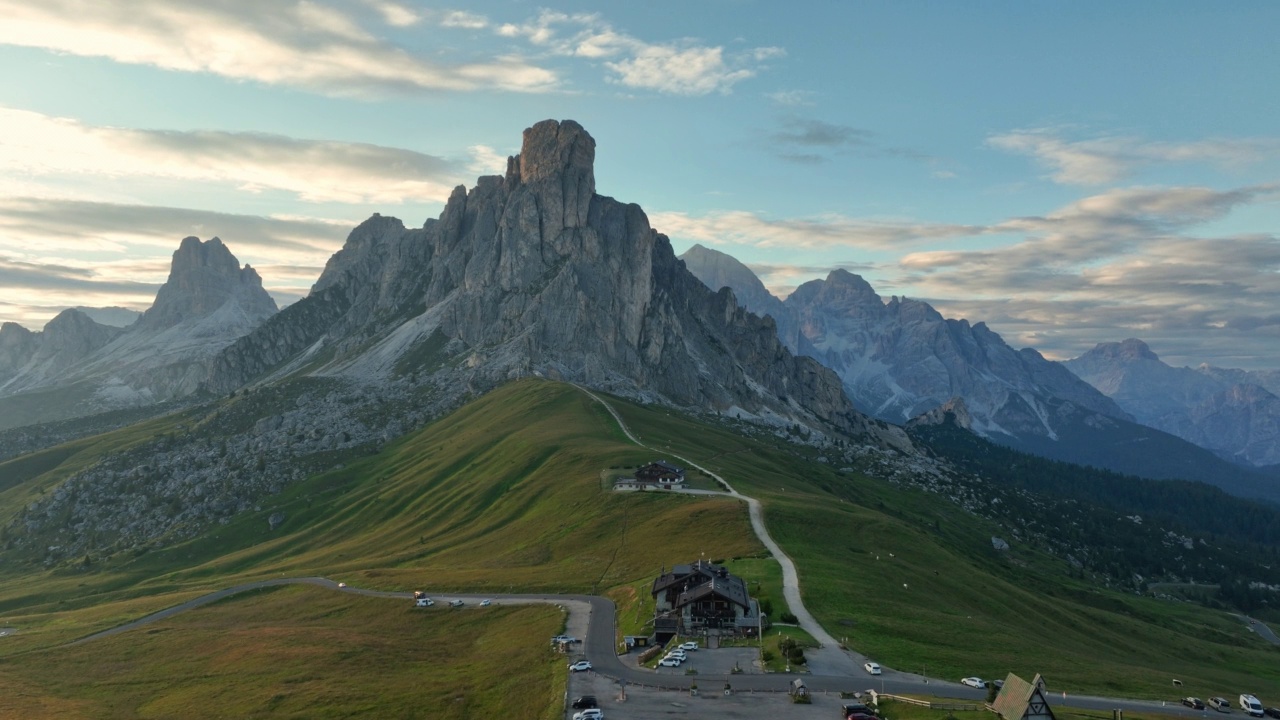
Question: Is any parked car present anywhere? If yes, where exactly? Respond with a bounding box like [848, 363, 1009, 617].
[1183, 698, 1206, 710]
[552, 635, 579, 644]
[842, 701, 877, 719]
[568, 660, 592, 672]
[1262, 708, 1279, 719]
[572, 710, 603, 720]
[986, 680, 1005, 690]
[1240, 695, 1265, 717]
[665, 649, 687, 660]
[414, 597, 433, 607]
[571, 695, 599, 710]
[864, 661, 882, 675]
[412, 590, 425, 599]
[961, 677, 985, 689]
[337, 582, 347, 588]
[679, 641, 699, 651]
[448, 599, 464, 607]
[479, 599, 492, 607]
[658, 657, 683, 667]
[1209, 697, 1232, 713]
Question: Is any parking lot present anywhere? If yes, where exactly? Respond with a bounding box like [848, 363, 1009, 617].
[566, 668, 853, 719]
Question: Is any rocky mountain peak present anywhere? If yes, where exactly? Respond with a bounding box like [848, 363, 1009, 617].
[138, 236, 277, 331]
[505, 118, 596, 231]
[1086, 338, 1161, 364]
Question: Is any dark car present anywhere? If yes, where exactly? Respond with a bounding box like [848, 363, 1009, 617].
[1184, 698, 1206, 710]
[1262, 709, 1279, 719]
[842, 702, 878, 719]
[572, 696, 599, 710]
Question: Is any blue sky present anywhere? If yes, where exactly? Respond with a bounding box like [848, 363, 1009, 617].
[1, 1, 1278, 368]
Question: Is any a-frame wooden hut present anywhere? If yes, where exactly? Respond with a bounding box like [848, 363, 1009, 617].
[992, 673, 1056, 720]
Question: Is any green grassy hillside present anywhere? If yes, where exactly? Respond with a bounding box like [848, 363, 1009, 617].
[607, 394, 1280, 700]
[1, 378, 1276, 711]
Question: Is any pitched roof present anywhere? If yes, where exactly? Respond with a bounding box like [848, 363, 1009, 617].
[993, 673, 1055, 720]
[674, 574, 750, 610]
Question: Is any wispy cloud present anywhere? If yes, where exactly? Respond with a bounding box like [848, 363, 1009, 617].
[440, 10, 489, 29]
[988, 129, 1280, 185]
[652, 209, 982, 250]
[0, 0, 557, 96]
[496, 11, 782, 95]
[0, 108, 463, 205]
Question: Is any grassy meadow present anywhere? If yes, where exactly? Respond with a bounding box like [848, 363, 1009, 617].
[606, 392, 1280, 700]
[0, 584, 565, 719]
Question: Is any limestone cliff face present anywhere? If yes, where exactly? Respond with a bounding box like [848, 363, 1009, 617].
[211, 120, 905, 447]
[136, 236, 276, 332]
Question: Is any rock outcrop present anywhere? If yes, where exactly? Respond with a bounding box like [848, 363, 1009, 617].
[1066, 339, 1280, 466]
[210, 120, 906, 448]
[0, 237, 277, 430]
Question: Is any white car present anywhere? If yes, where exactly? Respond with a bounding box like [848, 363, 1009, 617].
[665, 650, 687, 661]
[679, 641, 699, 651]
[448, 599, 464, 607]
[961, 677, 985, 688]
[337, 582, 347, 588]
[864, 661, 882, 675]
[568, 660, 592, 672]
[479, 599, 492, 607]
[552, 635, 579, 644]
[658, 657, 682, 667]
[414, 597, 434, 607]
[572, 710, 604, 720]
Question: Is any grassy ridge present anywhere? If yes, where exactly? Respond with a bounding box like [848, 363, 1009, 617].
[0, 585, 565, 719]
[606, 393, 1280, 700]
[0, 380, 764, 717]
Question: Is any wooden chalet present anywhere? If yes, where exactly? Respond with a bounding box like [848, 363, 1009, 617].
[634, 461, 685, 484]
[992, 673, 1057, 720]
[651, 560, 764, 640]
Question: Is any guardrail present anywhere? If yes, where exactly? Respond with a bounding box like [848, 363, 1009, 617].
[876, 692, 982, 711]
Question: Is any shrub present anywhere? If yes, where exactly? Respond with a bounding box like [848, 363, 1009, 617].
[761, 650, 775, 662]
[780, 612, 798, 624]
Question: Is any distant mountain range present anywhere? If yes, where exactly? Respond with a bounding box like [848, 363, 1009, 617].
[1066, 339, 1280, 467]
[680, 244, 1280, 499]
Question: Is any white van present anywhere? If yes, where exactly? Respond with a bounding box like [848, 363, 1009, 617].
[1240, 694, 1264, 717]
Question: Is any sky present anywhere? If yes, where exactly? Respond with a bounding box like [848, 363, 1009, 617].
[1, 1, 1278, 369]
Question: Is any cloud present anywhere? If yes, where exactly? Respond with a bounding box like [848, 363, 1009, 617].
[766, 90, 815, 106]
[363, 0, 421, 27]
[771, 118, 871, 148]
[0, 107, 463, 205]
[440, 10, 489, 29]
[651, 210, 982, 250]
[0, 198, 359, 329]
[0, 0, 557, 96]
[496, 10, 780, 95]
[989, 129, 1280, 185]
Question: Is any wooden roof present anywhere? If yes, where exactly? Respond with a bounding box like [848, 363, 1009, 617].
[992, 673, 1055, 720]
